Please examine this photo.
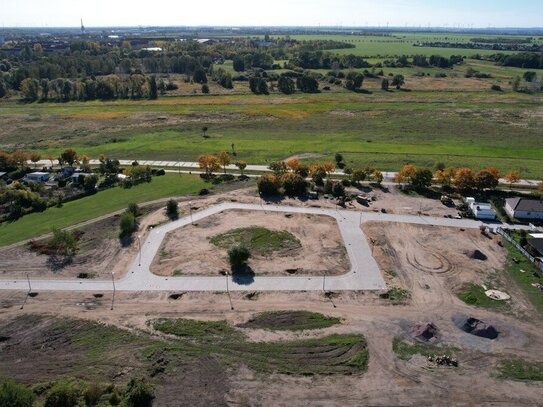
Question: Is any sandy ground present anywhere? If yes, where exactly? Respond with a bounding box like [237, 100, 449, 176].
[0, 185, 456, 281]
[1, 287, 543, 406]
[363, 221, 534, 318]
[152, 209, 349, 277]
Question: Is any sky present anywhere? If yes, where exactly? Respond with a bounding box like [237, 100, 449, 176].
[0, 0, 541, 28]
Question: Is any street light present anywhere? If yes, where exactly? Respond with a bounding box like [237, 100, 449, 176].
[188, 202, 193, 224]
[137, 235, 142, 267]
[110, 272, 116, 310]
[225, 271, 234, 310]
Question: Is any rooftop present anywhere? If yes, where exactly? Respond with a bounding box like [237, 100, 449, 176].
[528, 239, 543, 256]
[506, 198, 543, 213]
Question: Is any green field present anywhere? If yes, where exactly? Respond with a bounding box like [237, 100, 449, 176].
[279, 33, 543, 58]
[2, 89, 542, 178]
[0, 174, 206, 246]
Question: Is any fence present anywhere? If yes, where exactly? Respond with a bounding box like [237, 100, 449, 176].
[496, 227, 543, 274]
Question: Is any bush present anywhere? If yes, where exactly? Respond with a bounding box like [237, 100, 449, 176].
[332, 182, 346, 198]
[228, 244, 250, 270]
[49, 228, 78, 256]
[166, 199, 179, 219]
[124, 378, 155, 407]
[119, 212, 137, 237]
[281, 173, 307, 196]
[0, 379, 35, 407]
[44, 381, 81, 407]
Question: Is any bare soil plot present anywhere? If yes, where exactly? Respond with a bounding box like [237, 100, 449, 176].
[151, 209, 350, 277]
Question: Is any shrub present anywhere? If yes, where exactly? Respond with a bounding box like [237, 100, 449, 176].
[49, 228, 78, 256]
[491, 84, 502, 91]
[0, 379, 35, 407]
[166, 199, 179, 219]
[44, 381, 81, 407]
[127, 202, 140, 217]
[228, 244, 250, 270]
[332, 182, 346, 198]
[124, 378, 155, 407]
[281, 173, 307, 196]
[119, 212, 137, 237]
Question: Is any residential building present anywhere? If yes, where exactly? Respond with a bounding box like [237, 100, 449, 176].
[505, 198, 543, 220]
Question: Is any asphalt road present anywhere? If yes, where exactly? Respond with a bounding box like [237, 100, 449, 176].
[0, 202, 491, 293]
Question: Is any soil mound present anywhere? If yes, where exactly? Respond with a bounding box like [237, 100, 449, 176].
[456, 316, 498, 339]
[413, 322, 439, 343]
[469, 250, 488, 261]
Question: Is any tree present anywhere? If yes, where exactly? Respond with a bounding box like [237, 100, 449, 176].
[120, 212, 137, 237]
[198, 154, 220, 177]
[193, 67, 208, 84]
[257, 174, 279, 195]
[332, 182, 346, 198]
[334, 153, 344, 165]
[0, 379, 35, 407]
[434, 168, 454, 186]
[512, 75, 521, 91]
[399, 164, 416, 181]
[504, 170, 520, 188]
[281, 172, 307, 196]
[218, 151, 231, 174]
[345, 72, 364, 91]
[11, 150, 28, 169]
[391, 74, 405, 89]
[453, 167, 476, 191]
[285, 158, 300, 172]
[475, 168, 499, 190]
[83, 174, 99, 193]
[233, 57, 245, 72]
[148, 75, 158, 99]
[351, 169, 366, 184]
[410, 168, 433, 189]
[373, 170, 384, 185]
[201, 84, 210, 94]
[296, 75, 319, 93]
[278, 76, 295, 94]
[20, 78, 39, 101]
[523, 71, 537, 82]
[268, 161, 288, 177]
[166, 199, 179, 219]
[59, 148, 78, 167]
[29, 152, 41, 168]
[381, 78, 389, 91]
[322, 161, 336, 178]
[202, 126, 208, 138]
[228, 244, 250, 270]
[0, 78, 7, 98]
[124, 378, 155, 407]
[127, 202, 140, 217]
[235, 160, 247, 175]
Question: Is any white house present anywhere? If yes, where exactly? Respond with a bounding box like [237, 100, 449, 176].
[23, 172, 49, 183]
[505, 198, 543, 220]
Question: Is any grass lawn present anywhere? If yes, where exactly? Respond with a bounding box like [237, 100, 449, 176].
[392, 337, 458, 361]
[502, 240, 543, 315]
[238, 311, 341, 331]
[209, 226, 301, 255]
[457, 283, 510, 311]
[499, 359, 543, 381]
[0, 174, 207, 246]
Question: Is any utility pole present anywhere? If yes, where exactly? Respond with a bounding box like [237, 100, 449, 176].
[137, 235, 142, 266]
[110, 272, 116, 310]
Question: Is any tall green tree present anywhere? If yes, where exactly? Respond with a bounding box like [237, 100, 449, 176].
[148, 75, 158, 99]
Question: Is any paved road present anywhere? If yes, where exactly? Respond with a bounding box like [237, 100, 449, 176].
[0, 202, 491, 293]
[31, 159, 541, 187]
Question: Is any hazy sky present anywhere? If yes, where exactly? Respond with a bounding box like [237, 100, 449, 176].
[1, 0, 541, 28]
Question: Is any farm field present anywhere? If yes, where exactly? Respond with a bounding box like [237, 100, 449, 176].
[0, 174, 206, 246]
[2, 89, 542, 177]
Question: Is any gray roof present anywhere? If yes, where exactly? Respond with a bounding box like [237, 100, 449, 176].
[528, 239, 543, 256]
[0, 172, 6, 178]
[506, 198, 543, 213]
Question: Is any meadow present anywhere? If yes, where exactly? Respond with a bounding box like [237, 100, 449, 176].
[2, 88, 542, 178]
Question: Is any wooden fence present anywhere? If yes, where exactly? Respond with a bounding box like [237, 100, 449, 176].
[496, 227, 543, 274]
